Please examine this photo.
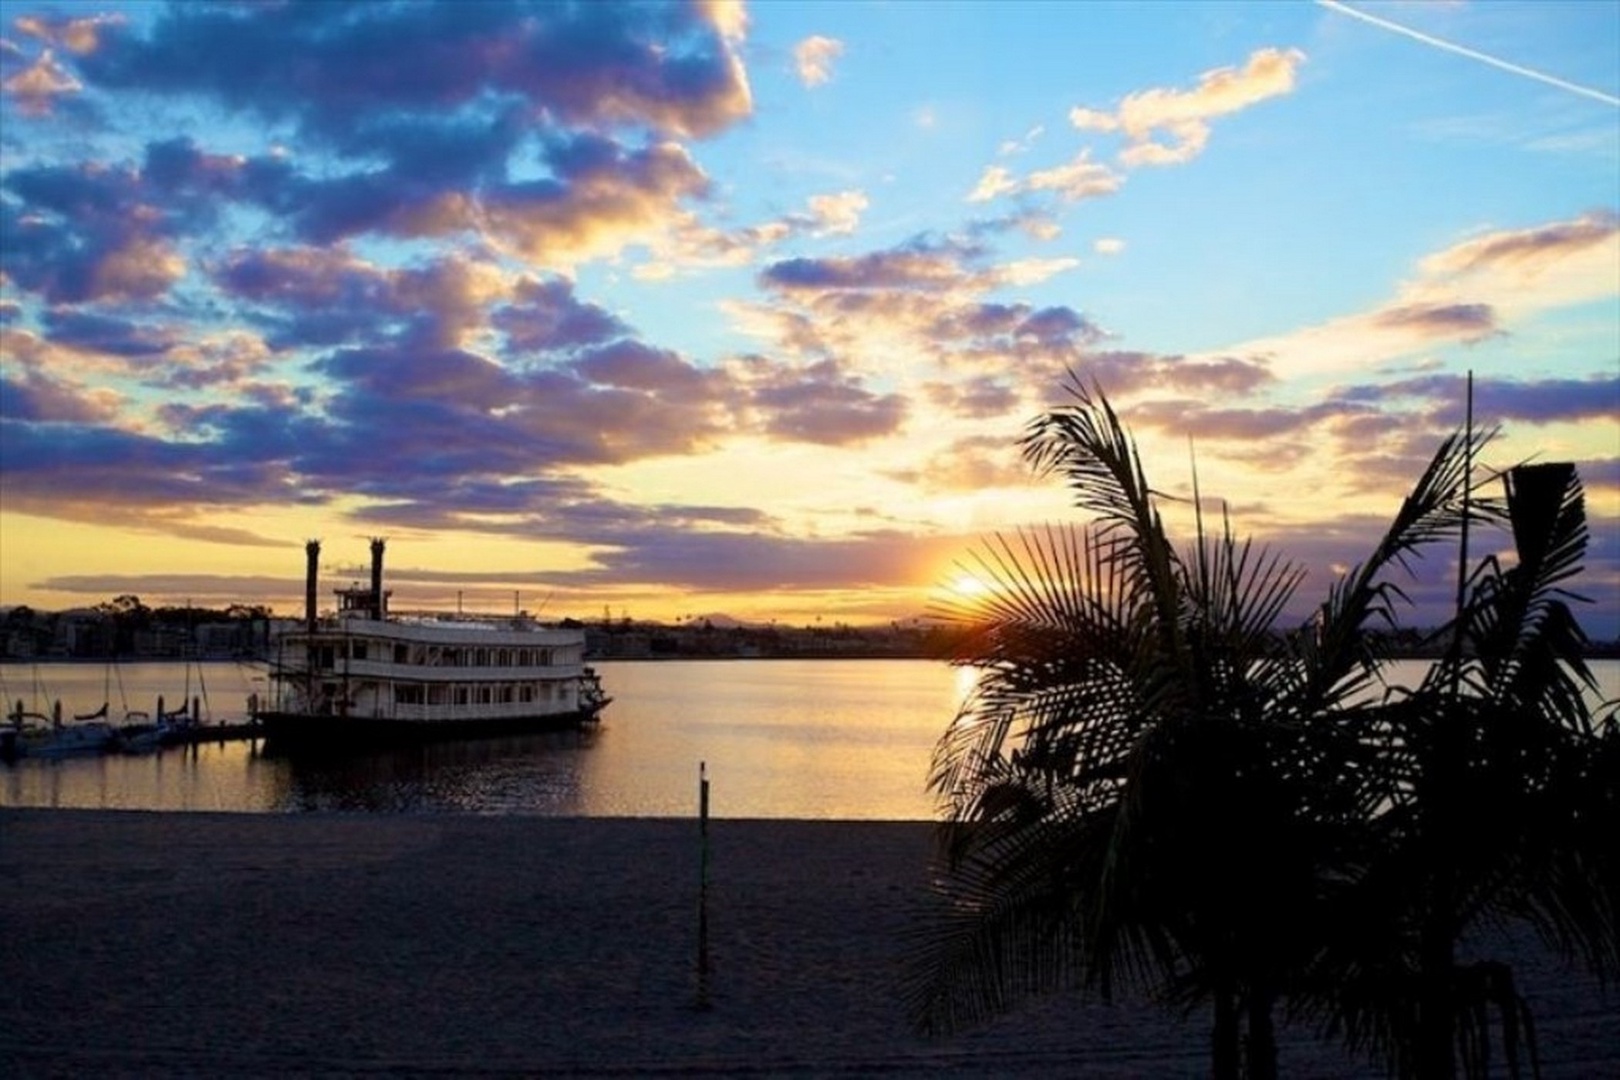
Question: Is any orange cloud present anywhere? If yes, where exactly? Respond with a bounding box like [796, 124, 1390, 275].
[794, 35, 845, 87]
[1070, 47, 1306, 168]
[968, 151, 1124, 204]
[1, 48, 79, 114]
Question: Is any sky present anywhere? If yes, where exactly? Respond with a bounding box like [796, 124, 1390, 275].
[1, 0, 1617, 636]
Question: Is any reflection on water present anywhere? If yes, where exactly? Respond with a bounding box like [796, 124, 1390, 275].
[0, 732, 603, 815]
[4, 658, 1614, 819]
[265, 729, 598, 813]
[0, 659, 972, 819]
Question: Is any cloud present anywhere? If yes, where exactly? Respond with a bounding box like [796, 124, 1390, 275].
[0, 5, 765, 283]
[1219, 211, 1620, 376]
[492, 277, 629, 354]
[967, 166, 1017, 203]
[1069, 47, 1306, 168]
[1371, 302, 1499, 341]
[731, 356, 908, 446]
[1418, 210, 1618, 277]
[1070, 351, 1277, 401]
[921, 380, 1022, 420]
[0, 332, 123, 424]
[1337, 372, 1620, 428]
[540, 526, 971, 593]
[743, 236, 1109, 409]
[997, 125, 1045, 157]
[969, 150, 1124, 203]
[215, 247, 510, 352]
[12, 12, 125, 54]
[77, 1, 752, 143]
[40, 309, 181, 357]
[1094, 237, 1126, 255]
[967, 46, 1299, 209]
[794, 35, 844, 88]
[628, 188, 868, 280]
[762, 247, 971, 293]
[1024, 153, 1124, 200]
[889, 433, 1033, 492]
[1, 48, 80, 114]
[1, 163, 188, 304]
[806, 190, 869, 235]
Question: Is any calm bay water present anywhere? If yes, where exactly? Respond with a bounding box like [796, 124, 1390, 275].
[0, 659, 973, 819]
[3, 658, 1615, 819]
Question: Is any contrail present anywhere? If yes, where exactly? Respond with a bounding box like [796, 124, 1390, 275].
[1319, 0, 1620, 108]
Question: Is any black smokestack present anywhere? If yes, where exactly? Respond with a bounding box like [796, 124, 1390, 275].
[305, 540, 321, 633]
[370, 538, 386, 620]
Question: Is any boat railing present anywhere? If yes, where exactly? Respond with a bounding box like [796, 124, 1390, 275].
[294, 658, 587, 682]
[378, 699, 583, 723]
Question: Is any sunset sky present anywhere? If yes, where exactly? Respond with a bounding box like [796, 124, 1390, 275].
[2, 0, 1617, 635]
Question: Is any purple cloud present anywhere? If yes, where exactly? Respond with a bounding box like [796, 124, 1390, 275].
[1, 164, 183, 304]
[1372, 302, 1499, 342]
[39, 309, 179, 357]
[1338, 373, 1620, 426]
[76, 1, 750, 146]
[494, 278, 628, 354]
[736, 357, 909, 446]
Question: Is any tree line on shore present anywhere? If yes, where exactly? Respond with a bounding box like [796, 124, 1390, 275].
[7, 597, 1616, 664]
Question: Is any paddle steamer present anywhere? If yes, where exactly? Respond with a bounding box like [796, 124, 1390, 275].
[259, 540, 608, 747]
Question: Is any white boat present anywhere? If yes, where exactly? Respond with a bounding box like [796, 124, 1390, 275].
[258, 540, 610, 748]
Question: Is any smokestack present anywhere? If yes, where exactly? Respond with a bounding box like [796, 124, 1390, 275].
[370, 537, 386, 620]
[305, 540, 321, 633]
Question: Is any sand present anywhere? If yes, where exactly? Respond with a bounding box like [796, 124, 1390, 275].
[1, 809, 1614, 1078]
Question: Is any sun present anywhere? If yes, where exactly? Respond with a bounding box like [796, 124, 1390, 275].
[947, 572, 993, 598]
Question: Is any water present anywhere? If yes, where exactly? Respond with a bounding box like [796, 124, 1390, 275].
[2, 658, 1615, 819]
[0, 659, 972, 819]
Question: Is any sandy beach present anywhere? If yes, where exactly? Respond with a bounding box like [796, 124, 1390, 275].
[2, 809, 1614, 1078]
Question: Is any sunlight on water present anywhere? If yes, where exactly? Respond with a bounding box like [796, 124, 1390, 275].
[1, 658, 1611, 819]
[0, 659, 976, 819]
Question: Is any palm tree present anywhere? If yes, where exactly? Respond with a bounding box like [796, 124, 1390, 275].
[906, 378, 1613, 1078]
[1304, 459, 1619, 1078]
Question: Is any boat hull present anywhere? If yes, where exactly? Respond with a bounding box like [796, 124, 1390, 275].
[256, 706, 605, 751]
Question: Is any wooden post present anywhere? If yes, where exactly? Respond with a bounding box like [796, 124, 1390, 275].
[696, 761, 711, 1010]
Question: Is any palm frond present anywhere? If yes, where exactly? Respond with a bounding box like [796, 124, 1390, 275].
[1021, 377, 1183, 639]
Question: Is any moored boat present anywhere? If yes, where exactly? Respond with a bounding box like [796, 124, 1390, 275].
[258, 540, 610, 749]
[2, 707, 116, 758]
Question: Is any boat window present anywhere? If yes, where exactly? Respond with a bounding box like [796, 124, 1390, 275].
[395, 644, 409, 664]
[352, 642, 367, 661]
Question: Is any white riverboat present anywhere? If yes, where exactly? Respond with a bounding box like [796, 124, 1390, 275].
[259, 540, 609, 748]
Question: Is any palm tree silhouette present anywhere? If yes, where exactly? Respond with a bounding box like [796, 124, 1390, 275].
[907, 379, 1616, 1079]
[1307, 459, 1619, 1078]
